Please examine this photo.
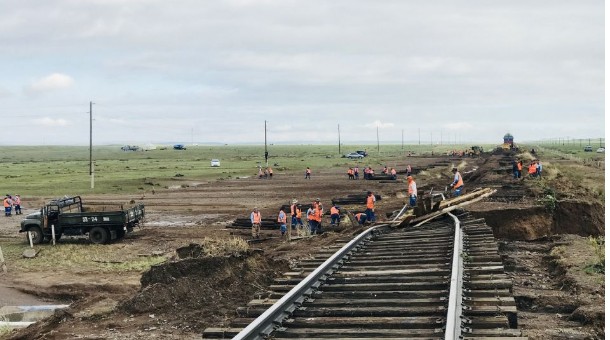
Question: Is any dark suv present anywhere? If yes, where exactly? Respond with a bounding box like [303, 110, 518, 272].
[355, 150, 368, 157]
[584, 145, 593, 152]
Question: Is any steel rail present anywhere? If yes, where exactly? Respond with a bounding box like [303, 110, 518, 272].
[445, 212, 464, 339]
[233, 223, 388, 340]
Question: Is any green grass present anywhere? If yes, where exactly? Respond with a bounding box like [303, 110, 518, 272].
[0, 242, 167, 273]
[0, 144, 496, 197]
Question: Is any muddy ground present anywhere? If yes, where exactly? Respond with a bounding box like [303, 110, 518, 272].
[0, 151, 604, 339]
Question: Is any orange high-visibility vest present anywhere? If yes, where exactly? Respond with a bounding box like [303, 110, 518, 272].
[408, 181, 417, 196]
[330, 206, 339, 215]
[355, 213, 364, 221]
[296, 208, 302, 218]
[314, 207, 322, 222]
[517, 162, 522, 171]
[252, 211, 261, 224]
[3, 198, 10, 208]
[366, 195, 375, 209]
[453, 172, 464, 189]
[528, 164, 536, 174]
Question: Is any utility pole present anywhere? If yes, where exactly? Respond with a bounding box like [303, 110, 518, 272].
[338, 124, 341, 154]
[264, 120, 268, 167]
[89, 101, 94, 189]
[418, 128, 421, 145]
[401, 129, 404, 150]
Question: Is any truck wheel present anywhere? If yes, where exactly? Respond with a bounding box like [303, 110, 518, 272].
[26, 226, 44, 244]
[89, 227, 109, 244]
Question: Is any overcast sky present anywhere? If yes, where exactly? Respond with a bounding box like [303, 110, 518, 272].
[0, 0, 604, 146]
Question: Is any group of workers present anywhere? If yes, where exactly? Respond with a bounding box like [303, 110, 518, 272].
[512, 159, 542, 179]
[346, 166, 400, 180]
[250, 165, 465, 239]
[3, 194, 22, 216]
[258, 166, 273, 179]
[250, 191, 380, 239]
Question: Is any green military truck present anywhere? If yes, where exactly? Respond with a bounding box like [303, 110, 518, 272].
[19, 196, 145, 244]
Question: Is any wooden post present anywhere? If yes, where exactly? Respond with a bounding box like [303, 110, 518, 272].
[0, 246, 7, 273]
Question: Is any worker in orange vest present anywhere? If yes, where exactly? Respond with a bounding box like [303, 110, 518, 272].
[290, 199, 303, 232]
[450, 168, 464, 197]
[268, 167, 273, 179]
[250, 207, 262, 239]
[407, 176, 417, 207]
[354, 212, 367, 225]
[3, 195, 12, 217]
[517, 161, 523, 179]
[305, 167, 311, 179]
[365, 191, 376, 223]
[347, 168, 354, 180]
[390, 168, 397, 180]
[528, 162, 537, 177]
[353, 166, 360, 180]
[13, 194, 22, 215]
[277, 208, 287, 238]
[330, 204, 341, 225]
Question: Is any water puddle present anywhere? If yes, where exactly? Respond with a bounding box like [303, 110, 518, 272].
[0, 304, 69, 328]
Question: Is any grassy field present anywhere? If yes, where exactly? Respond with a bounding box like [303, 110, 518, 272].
[0, 144, 496, 197]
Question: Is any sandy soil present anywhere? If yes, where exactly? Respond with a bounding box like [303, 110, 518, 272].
[0, 151, 604, 339]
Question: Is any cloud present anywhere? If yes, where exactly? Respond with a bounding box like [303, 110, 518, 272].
[365, 120, 395, 129]
[24, 73, 74, 96]
[33, 117, 71, 127]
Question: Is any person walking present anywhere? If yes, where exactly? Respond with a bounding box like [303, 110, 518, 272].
[268, 167, 273, 179]
[13, 194, 21, 215]
[365, 191, 376, 223]
[258, 167, 264, 179]
[250, 207, 262, 239]
[450, 168, 464, 197]
[330, 204, 340, 226]
[277, 208, 287, 238]
[305, 167, 311, 179]
[406, 164, 412, 176]
[407, 176, 417, 207]
[353, 166, 359, 180]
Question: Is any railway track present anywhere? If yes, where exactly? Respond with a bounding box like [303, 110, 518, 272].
[203, 209, 526, 339]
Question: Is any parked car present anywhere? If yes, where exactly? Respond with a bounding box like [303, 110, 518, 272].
[121, 145, 140, 151]
[173, 144, 187, 150]
[210, 159, 221, 167]
[346, 152, 365, 159]
[584, 145, 593, 152]
[355, 150, 368, 157]
[596, 147, 605, 153]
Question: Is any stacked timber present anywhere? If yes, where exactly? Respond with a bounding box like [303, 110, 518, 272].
[229, 218, 279, 230]
[331, 193, 382, 205]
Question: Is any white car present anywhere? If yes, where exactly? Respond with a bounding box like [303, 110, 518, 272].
[346, 152, 365, 159]
[596, 147, 605, 153]
[210, 159, 221, 167]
